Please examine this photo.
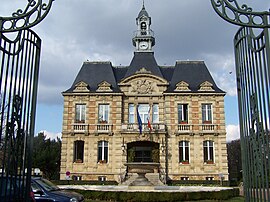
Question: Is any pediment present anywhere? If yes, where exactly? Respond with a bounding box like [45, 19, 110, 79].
[175, 81, 191, 92]
[96, 81, 113, 92]
[198, 81, 214, 91]
[74, 81, 90, 92]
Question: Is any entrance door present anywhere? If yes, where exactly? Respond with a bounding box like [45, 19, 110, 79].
[127, 141, 159, 163]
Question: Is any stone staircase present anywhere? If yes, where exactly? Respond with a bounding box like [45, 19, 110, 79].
[121, 173, 164, 186]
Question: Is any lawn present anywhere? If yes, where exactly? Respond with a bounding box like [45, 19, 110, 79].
[85, 196, 245, 202]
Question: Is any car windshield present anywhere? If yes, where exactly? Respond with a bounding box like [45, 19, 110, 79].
[35, 178, 60, 192]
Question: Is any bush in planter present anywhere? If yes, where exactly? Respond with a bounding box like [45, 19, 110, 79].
[127, 148, 135, 162]
[152, 149, 160, 163]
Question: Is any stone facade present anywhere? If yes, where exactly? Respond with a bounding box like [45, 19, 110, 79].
[60, 4, 228, 183]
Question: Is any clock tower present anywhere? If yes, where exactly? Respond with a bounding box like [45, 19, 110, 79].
[132, 3, 155, 52]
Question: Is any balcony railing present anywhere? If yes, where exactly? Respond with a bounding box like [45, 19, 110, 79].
[122, 123, 165, 133]
[72, 123, 113, 135]
[73, 123, 89, 134]
[177, 124, 193, 133]
[200, 124, 218, 131]
[72, 122, 219, 135]
[133, 29, 154, 37]
[176, 123, 219, 135]
[96, 124, 113, 134]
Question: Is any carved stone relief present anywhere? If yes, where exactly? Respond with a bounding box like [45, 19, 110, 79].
[131, 79, 155, 94]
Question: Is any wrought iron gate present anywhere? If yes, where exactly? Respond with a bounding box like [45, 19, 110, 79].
[0, 1, 54, 201]
[211, 0, 270, 201]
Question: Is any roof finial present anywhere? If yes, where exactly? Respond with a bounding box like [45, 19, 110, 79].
[142, 0, 145, 9]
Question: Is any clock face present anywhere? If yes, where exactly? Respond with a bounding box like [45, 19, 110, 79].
[139, 42, 148, 50]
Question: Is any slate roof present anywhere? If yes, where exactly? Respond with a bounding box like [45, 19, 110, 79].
[65, 61, 121, 93]
[137, 4, 149, 18]
[124, 52, 164, 79]
[167, 61, 224, 93]
[64, 52, 225, 94]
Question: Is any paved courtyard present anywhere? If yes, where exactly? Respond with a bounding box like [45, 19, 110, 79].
[59, 185, 234, 193]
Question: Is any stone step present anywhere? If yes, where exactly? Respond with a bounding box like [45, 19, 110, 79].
[121, 173, 164, 186]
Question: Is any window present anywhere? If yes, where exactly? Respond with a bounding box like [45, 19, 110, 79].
[141, 22, 146, 30]
[203, 140, 214, 163]
[178, 104, 188, 123]
[98, 176, 106, 182]
[128, 104, 135, 123]
[202, 104, 212, 123]
[137, 104, 150, 123]
[75, 104, 86, 123]
[179, 141, 190, 163]
[206, 177, 214, 181]
[98, 141, 108, 163]
[98, 104, 109, 123]
[74, 141, 84, 163]
[152, 104, 159, 123]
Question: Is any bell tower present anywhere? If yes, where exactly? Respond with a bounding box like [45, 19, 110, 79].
[132, 2, 155, 52]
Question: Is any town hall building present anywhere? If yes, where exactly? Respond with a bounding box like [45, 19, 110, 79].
[60, 4, 228, 184]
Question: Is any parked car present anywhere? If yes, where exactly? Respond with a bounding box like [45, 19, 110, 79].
[31, 177, 84, 202]
[0, 176, 35, 202]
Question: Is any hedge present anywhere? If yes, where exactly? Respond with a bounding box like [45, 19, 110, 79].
[72, 188, 239, 202]
[51, 180, 118, 186]
[168, 180, 230, 187]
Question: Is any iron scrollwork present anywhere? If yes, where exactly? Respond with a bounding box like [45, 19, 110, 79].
[0, 0, 55, 33]
[211, 0, 270, 28]
[5, 95, 25, 175]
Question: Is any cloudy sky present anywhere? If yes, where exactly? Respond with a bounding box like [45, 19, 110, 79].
[1, 0, 269, 141]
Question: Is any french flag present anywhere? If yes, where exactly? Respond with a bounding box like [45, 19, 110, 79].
[147, 107, 152, 132]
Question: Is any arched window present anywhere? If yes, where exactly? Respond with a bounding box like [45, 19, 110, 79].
[74, 140, 84, 163]
[179, 141, 190, 163]
[141, 22, 146, 30]
[98, 141, 108, 163]
[203, 140, 214, 163]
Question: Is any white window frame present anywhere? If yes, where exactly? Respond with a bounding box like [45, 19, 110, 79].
[128, 104, 135, 123]
[152, 104, 159, 123]
[202, 104, 212, 123]
[98, 104, 110, 123]
[138, 104, 150, 124]
[98, 141, 109, 163]
[179, 141, 190, 163]
[75, 104, 86, 123]
[203, 140, 214, 162]
[178, 104, 188, 123]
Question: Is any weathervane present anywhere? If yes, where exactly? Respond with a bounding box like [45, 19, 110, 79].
[0, 0, 55, 32]
[211, 0, 270, 28]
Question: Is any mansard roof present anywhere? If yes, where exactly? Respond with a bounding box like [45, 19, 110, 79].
[167, 61, 224, 93]
[124, 52, 164, 79]
[64, 53, 225, 94]
[65, 61, 121, 93]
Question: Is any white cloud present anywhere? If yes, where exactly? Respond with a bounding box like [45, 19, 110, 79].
[226, 124, 240, 142]
[37, 130, 62, 140]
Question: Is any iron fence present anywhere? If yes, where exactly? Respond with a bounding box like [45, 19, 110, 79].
[0, 1, 54, 201]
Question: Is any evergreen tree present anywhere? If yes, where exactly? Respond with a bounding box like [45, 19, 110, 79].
[32, 132, 61, 180]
